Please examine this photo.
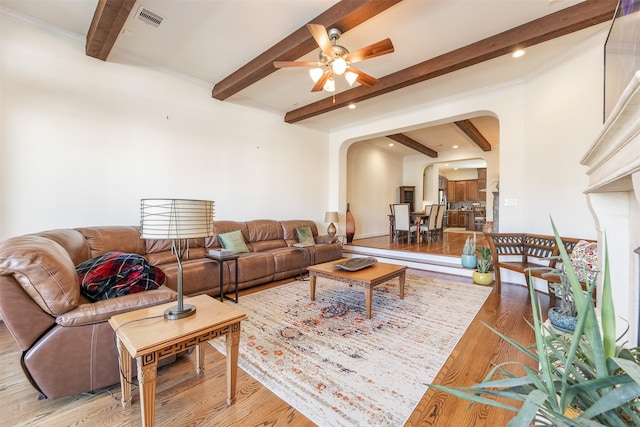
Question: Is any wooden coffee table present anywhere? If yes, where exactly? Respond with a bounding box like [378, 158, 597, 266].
[109, 294, 247, 427]
[306, 258, 407, 319]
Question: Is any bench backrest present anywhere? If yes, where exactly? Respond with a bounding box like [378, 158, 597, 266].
[486, 233, 595, 267]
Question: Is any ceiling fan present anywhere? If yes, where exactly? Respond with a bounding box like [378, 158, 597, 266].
[273, 24, 394, 93]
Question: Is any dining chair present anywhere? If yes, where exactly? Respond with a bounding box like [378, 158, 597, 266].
[435, 204, 446, 240]
[422, 204, 439, 242]
[392, 203, 419, 244]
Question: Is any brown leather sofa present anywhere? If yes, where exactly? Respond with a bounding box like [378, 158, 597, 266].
[0, 219, 341, 399]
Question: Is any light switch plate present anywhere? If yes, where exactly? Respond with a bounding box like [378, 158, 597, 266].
[504, 198, 518, 207]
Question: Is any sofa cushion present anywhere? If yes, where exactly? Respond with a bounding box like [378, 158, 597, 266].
[218, 230, 250, 254]
[570, 240, 598, 284]
[0, 235, 80, 316]
[280, 220, 319, 245]
[76, 252, 166, 301]
[76, 226, 146, 258]
[246, 220, 284, 243]
[296, 226, 315, 244]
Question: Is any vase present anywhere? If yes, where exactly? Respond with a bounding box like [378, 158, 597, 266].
[548, 307, 577, 333]
[472, 271, 493, 285]
[345, 203, 355, 243]
[461, 254, 477, 268]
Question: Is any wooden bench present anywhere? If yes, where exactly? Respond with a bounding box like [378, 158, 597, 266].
[484, 233, 596, 298]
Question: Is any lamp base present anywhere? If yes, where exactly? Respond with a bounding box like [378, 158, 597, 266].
[164, 304, 197, 320]
[327, 222, 336, 237]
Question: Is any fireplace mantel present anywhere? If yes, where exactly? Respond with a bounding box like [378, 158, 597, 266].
[581, 71, 640, 346]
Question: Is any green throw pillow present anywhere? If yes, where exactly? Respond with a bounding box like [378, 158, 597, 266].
[296, 226, 315, 244]
[218, 230, 249, 254]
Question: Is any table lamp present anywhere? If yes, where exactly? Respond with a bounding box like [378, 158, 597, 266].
[140, 199, 214, 320]
[325, 211, 339, 237]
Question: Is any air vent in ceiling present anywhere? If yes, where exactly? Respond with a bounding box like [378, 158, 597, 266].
[136, 7, 164, 28]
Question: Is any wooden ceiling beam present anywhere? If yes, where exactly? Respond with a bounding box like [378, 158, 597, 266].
[387, 134, 438, 158]
[454, 120, 492, 152]
[212, 0, 402, 101]
[85, 0, 135, 61]
[284, 0, 617, 123]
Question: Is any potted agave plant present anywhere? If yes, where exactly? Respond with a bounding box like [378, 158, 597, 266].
[429, 219, 640, 425]
[546, 270, 579, 333]
[461, 235, 477, 269]
[472, 246, 493, 285]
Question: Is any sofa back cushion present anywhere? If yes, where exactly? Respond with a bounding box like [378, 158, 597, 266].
[246, 220, 286, 251]
[281, 220, 319, 245]
[0, 235, 80, 315]
[210, 221, 250, 249]
[76, 226, 146, 259]
[36, 229, 91, 266]
[246, 220, 283, 242]
[144, 237, 206, 254]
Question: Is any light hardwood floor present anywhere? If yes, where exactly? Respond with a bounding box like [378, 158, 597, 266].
[1, 232, 546, 426]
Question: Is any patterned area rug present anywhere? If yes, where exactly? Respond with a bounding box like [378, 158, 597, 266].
[210, 274, 491, 426]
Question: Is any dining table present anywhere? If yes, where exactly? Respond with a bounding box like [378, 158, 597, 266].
[388, 212, 429, 242]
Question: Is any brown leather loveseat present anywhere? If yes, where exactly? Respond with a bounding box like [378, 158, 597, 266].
[0, 219, 341, 399]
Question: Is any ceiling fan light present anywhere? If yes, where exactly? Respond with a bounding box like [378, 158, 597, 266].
[345, 71, 358, 86]
[309, 67, 323, 83]
[332, 57, 347, 75]
[323, 78, 335, 92]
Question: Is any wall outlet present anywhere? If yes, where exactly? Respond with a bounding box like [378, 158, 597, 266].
[504, 198, 518, 207]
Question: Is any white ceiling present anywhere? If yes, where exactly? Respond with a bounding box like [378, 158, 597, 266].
[0, 0, 610, 160]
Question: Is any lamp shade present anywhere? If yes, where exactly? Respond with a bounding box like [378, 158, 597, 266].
[325, 211, 339, 223]
[140, 199, 215, 239]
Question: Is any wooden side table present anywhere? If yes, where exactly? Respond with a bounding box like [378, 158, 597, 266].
[206, 253, 240, 303]
[109, 295, 247, 427]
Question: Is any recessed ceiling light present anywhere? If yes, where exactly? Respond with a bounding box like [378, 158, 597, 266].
[389, 143, 394, 147]
[452, 145, 459, 149]
[512, 49, 525, 58]
[348, 103, 356, 109]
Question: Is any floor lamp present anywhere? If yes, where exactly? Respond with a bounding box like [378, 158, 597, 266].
[140, 198, 215, 320]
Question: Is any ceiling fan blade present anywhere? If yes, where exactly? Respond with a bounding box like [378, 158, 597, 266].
[273, 61, 321, 68]
[307, 24, 334, 58]
[347, 67, 378, 88]
[345, 38, 394, 64]
[311, 71, 332, 92]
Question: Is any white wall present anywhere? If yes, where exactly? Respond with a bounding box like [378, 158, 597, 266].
[443, 169, 479, 181]
[518, 38, 605, 236]
[346, 142, 403, 238]
[334, 30, 606, 242]
[0, 13, 329, 239]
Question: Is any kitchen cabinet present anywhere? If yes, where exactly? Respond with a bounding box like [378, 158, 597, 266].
[448, 211, 470, 228]
[448, 178, 484, 202]
[448, 211, 458, 227]
[447, 181, 456, 201]
[466, 180, 478, 201]
[455, 181, 467, 202]
[459, 212, 469, 228]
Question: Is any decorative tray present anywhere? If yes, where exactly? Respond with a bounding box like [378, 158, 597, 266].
[333, 257, 378, 271]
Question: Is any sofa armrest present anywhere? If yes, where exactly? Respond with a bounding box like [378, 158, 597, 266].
[56, 286, 177, 326]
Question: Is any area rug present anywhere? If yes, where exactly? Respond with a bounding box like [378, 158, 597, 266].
[210, 274, 491, 426]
